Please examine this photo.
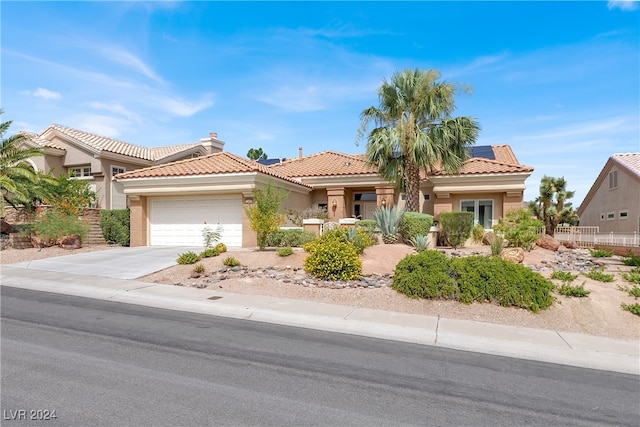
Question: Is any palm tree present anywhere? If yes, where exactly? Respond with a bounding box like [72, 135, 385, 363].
[529, 175, 578, 236]
[0, 110, 45, 217]
[359, 69, 480, 212]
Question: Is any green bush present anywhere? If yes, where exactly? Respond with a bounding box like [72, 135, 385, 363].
[557, 282, 590, 297]
[621, 268, 640, 285]
[177, 251, 201, 265]
[622, 252, 640, 267]
[34, 210, 89, 242]
[400, 212, 433, 243]
[264, 229, 316, 247]
[589, 248, 614, 258]
[583, 267, 614, 282]
[100, 209, 130, 246]
[304, 227, 373, 255]
[621, 303, 640, 316]
[215, 242, 227, 253]
[618, 284, 640, 298]
[276, 246, 294, 257]
[392, 250, 458, 300]
[392, 251, 554, 312]
[303, 239, 362, 281]
[471, 223, 485, 244]
[223, 256, 241, 267]
[493, 208, 543, 251]
[551, 271, 578, 282]
[199, 248, 220, 258]
[440, 212, 474, 249]
[489, 235, 504, 256]
[202, 225, 222, 248]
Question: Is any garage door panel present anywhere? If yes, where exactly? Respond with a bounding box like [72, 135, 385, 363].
[149, 196, 243, 247]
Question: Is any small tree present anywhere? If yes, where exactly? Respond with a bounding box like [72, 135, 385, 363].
[245, 183, 288, 250]
[528, 176, 578, 236]
[440, 212, 474, 249]
[494, 208, 543, 251]
[247, 148, 268, 161]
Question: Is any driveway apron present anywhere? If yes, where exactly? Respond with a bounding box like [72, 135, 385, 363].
[7, 246, 200, 280]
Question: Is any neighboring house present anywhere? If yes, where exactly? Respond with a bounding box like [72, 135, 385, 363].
[577, 153, 640, 233]
[116, 144, 533, 248]
[19, 124, 224, 209]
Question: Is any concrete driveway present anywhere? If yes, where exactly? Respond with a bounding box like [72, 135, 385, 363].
[8, 246, 201, 280]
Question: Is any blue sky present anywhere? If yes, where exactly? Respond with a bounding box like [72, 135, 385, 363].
[2, 1, 638, 206]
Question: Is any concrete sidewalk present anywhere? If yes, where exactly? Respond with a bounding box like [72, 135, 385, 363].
[1, 265, 638, 375]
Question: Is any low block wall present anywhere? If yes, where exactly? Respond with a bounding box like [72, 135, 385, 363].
[594, 244, 640, 257]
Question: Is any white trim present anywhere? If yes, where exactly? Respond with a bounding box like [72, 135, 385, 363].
[460, 198, 495, 228]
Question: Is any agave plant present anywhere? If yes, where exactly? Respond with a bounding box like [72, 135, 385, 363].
[409, 234, 430, 252]
[374, 205, 404, 244]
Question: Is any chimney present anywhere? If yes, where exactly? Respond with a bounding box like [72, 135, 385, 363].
[209, 132, 218, 139]
[200, 131, 224, 154]
[299, 146, 303, 159]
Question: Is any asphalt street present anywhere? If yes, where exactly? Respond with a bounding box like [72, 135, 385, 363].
[2, 286, 639, 426]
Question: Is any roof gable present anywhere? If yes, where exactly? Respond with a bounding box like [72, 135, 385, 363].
[268, 151, 379, 177]
[612, 153, 640, 179]
[115, 151, 311, 187]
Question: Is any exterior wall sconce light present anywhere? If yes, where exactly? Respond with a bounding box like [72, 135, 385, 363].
[332, 199, 338, 209]
[381, 197, 387, 207]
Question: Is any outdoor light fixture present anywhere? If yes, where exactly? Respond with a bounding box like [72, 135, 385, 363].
[332, 199, 337, 208]
[381, 197, 387, 207]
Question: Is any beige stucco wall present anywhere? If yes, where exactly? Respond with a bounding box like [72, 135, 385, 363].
[129, 196, 148, 247]
[580, 165, 640, 233]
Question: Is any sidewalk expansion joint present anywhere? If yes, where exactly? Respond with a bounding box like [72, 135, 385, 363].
[343, 307, 358, 320]
[556, 331, 573, 349]
[125, 284, 157, 291]
[434, 315, 440, 344]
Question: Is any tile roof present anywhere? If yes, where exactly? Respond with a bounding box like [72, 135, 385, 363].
[612, 153, 640, 179]
[44, 124, 202, 161]
[115, 151, 311, 187]
[268, 151, 379, 177]
[432, 157, 534, 175]
[18, 131, 66, 150]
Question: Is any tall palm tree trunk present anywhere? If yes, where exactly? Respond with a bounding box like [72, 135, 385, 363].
[404, 162, 421, 212]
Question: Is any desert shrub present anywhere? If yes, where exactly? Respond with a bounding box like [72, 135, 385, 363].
[223, 256, 241, 267]
[100, 209, 130, 246]
[409, 234, 430, 252]
[557, 282, 590, 297]
[356, 220, 379, 243]
[399, 212, 433, 243]
[589, 248, 614, 258]
[440, 212, 474, 249]
[393, 251, 553, 312]
[199, 248, 220, 258]
[305, 227, 372, 255]
[245, 183, 288, 250]
[551, 271, 578, 282]
[215, 242, 227, 253]
[304, 239, 362, 281]
[193, 263, 205, 274]
[285, 205, 329, 226]
[471, 223, 485, 244]
[621, 268, 640, 285]
[622, 252, 640, 267]
[276, 246, 294, 257]
[344, 227, 375, 254]
[583, 267, 614, 282]
[493, 208, 543, 251]
[621, 303, 640, 316]
[177, 251, 201, 265]
[34, 210, 89, 242]
[618, 284, 640, 298]
[489, 235, 504, 256]
[202, 225, 223, 248]
[450, 256, 554, 312]
[265, 229, 316, 247]
[392, 250, 459, 300]
[374, 205, 404, 244]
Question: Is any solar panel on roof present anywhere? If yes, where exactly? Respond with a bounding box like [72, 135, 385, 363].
[469, 146, 495, 160]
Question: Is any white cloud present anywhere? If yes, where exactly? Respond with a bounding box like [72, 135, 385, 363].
[447, 52, 509, 78]
[100, 46, 165, 84]
[259, 85, 326, 112]
[73, 114, 131, 138]
[608, 0, 639, 11]
[20, 87, 62, 100]
[151, 95, 215, 116]
[84, 102, 142, 124]
[163, 32, 177, 42]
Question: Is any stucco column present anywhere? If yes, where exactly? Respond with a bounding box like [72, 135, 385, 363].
[433, 193, 453, 224]
[326, 188, 346, 221]
[375, 185, 395, 209]
[129, 196, 148, 247]
[242, 192, 258, 248]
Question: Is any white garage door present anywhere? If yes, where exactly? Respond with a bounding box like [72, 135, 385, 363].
[149, 196, 243, 247]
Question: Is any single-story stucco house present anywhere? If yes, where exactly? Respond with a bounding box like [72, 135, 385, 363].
[115, 144, 533, 248]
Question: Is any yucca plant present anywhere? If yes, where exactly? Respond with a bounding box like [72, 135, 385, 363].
[374, 205, 404, 244]
[409, 234, 430, 252]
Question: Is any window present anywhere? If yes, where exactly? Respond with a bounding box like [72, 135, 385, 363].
[607, 212, 615, 220]
[460, 199, 494, 229]
[354, 193, 376, 201]
[424, 193, 430, 201]
[609, 170, 618, 189]
[112, 166, 125, 177]
[620, 211, 628, 219]
[69, 166, 92, 178]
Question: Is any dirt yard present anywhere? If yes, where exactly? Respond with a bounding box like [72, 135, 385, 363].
[2, 243, 639, 341]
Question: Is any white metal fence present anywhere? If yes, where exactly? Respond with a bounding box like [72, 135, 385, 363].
[555, 226, 639, 248]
